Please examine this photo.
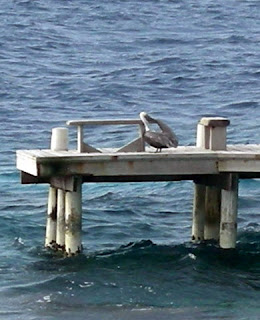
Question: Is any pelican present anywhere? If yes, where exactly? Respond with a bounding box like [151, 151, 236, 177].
[139, 112, 178, 152]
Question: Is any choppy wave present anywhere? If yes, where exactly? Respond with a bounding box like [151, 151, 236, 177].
[1, 237, 259, 319]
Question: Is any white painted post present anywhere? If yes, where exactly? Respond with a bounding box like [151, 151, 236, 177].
[220, 174, 239, 249]
[196, 123, 210, 149]
[139, 122, 146, 151]
[210, 127, 227, 151]
[45, 186, 57, 248]
[199, 117, 230, 151]
[45, 127, 68, 250]
[65, 177, 82, 256]
[77, 125, 83, 152]
[56, 189, 66, 250]
[51, 127, 69, 151]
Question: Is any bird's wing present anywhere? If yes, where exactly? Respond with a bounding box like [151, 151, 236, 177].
[144, 132, 177, 148]
[144, 114, 175, 134]
[144, 114, 178, 148]
[155, 119, 178, 147]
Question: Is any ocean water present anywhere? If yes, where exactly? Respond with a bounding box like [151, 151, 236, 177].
[0, 0, 260, 319]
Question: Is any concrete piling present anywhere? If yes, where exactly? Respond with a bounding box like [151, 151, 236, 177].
[65, 177, 82, 256]
[45, 186, 57, 248]
[56, 189, 66, 250]
[192, 183, 206, 242]
[204, 186, 221, 241]
[220, 174, 239, 249]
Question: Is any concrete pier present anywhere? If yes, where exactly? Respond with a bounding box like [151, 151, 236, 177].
[16, 117, 260, 254]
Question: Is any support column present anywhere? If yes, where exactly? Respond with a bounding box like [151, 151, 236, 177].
[45, 186, 57, 248]
[65, 177, 82, 256]
[204, 186, 221, 240]
[192, 183, 206, 242]
[220, 174, 239, 249]
[45, 127, 68, 250]
[56, 189, 66, 250]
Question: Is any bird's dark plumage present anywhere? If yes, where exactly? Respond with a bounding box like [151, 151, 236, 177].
[139, 112, 178, 152]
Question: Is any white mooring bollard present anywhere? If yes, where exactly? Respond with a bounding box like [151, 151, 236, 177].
[45, 127, 68, 250]
[50, 127, 69, 151]
[196, 123, 210, 149]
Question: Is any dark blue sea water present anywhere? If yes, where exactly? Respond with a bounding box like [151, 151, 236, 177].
[0, 0, 259, 319]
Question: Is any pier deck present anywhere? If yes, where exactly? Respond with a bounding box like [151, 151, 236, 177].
[17, 145, 260, 184]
